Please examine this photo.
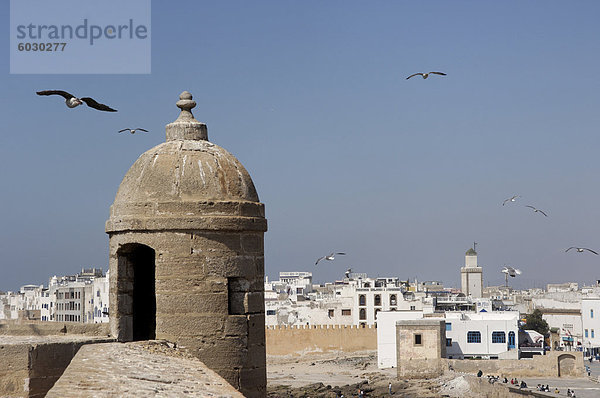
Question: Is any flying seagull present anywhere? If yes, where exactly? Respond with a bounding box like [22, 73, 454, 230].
[525, 205, 548, 217]
[119, 128, 148, 134]
[502, 266, 522, 287]
[406, 71, 447, 80]
[36, 90, 117, 112]
[502, 195, 520, 206]
[315, 252, 346, 265]
[501, 266, 522, 277]
[566, 247, 598, 255]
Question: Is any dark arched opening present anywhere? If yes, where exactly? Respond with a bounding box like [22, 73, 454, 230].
[117, 243, 156, 341]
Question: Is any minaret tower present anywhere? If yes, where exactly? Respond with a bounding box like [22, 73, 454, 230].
[460, 244, 483, 298]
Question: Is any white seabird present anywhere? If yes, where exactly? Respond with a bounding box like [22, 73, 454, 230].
[501, 266, 522, 277]
[502, 195, 520, 206]
[315, 252, 346, 265]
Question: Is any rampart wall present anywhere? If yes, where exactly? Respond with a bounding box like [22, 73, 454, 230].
[265, 325, 377, 356]
[445, 351, 584, 378]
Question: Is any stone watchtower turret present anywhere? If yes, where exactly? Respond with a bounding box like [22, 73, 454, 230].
[105, 91, 267, 397]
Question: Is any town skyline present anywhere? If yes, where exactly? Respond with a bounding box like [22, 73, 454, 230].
[3, 1, 600, 291]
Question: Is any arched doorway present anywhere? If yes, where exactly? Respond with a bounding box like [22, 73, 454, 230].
[117, 243, 156, 341]
[557, 353, 577, 377]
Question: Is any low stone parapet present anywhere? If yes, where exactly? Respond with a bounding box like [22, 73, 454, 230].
[0, 320, 110, 336]
[445, 351, 583, 379]
[0, 335, 115, 397]
[46, 341, 243, 397]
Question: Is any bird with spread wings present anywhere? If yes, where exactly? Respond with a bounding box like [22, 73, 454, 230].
[566, 247, 598, 255]
[315, 252, 346, 265]
[406, 71, 447, 80]
[119, 128, 148, 134]
[36, 90, 117, 112]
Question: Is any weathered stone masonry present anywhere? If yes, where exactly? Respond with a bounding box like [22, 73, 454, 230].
[106, 91, 267, 397]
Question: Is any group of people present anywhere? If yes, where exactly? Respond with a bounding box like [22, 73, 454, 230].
[534, 384, 576, 396]
[505, 376, 527, 388]
[481, 373, 528, 388]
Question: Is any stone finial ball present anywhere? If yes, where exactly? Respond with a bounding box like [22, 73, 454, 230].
[176, 91, 196, 112]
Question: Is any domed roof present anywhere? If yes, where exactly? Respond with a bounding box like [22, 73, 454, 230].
[112, 139, 259, 205]
[465, 248, 477, 256]
[106, 91, 265, 233]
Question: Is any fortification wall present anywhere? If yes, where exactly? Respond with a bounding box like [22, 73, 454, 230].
[0, 335, 114, 398]
[445, 351, 584, 378]
[0, 320, 110, 336]
[265, 325, 377, 356]
[462, 376, 557, 397]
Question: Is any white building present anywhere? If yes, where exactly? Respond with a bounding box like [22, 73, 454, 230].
[582, 297, 600, 358]
[0, 285, 49, 321]
[444, 311, 519, 359]
[90, 271, 110, 323]
[52, 268, 109, 323]
[264, 271, 428, 327]
[0, 268, 109, 324]
[376, 310, 520, 368]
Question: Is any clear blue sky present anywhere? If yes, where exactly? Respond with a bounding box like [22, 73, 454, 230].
[2, 1, 600, 291]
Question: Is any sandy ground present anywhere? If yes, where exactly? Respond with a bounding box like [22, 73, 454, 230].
[267, 351, 600, 397]
[267, 350, 459, 397]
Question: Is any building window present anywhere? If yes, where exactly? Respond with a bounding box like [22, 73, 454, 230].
[374, 295, 381, 307]
[328, 309, 334, 317]
[467, 331, 481, 343]
[374, 308, 380, 320]
[360, 322, 366, 328]
[390, 294, 397, 306]
[593, 330, 596, 339]
[410, 305, 416, 311]
[445, 323, 452, 331]
[446, 338, 452, 347]
[266, 310, 276, 316]
[492, 331, 506, 344]
[592, 309, 595, 319]
[414, 334, 422, 345]
[359, 308, 367, 320]
[585, 329, 589, 338]
[359, 295, 366, 306]
[342, 309, 351, 316]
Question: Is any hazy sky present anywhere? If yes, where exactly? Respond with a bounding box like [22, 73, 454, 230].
[2, 1, 600, 291]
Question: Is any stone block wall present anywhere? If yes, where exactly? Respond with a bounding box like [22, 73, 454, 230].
[0, 320, 110, 336]
[0, 336, 114, 398]
[396, 319, 446, 379]
[445, 351, 584, 378]
[265, 325, 377, 356]
[109, 229, 266, 397]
